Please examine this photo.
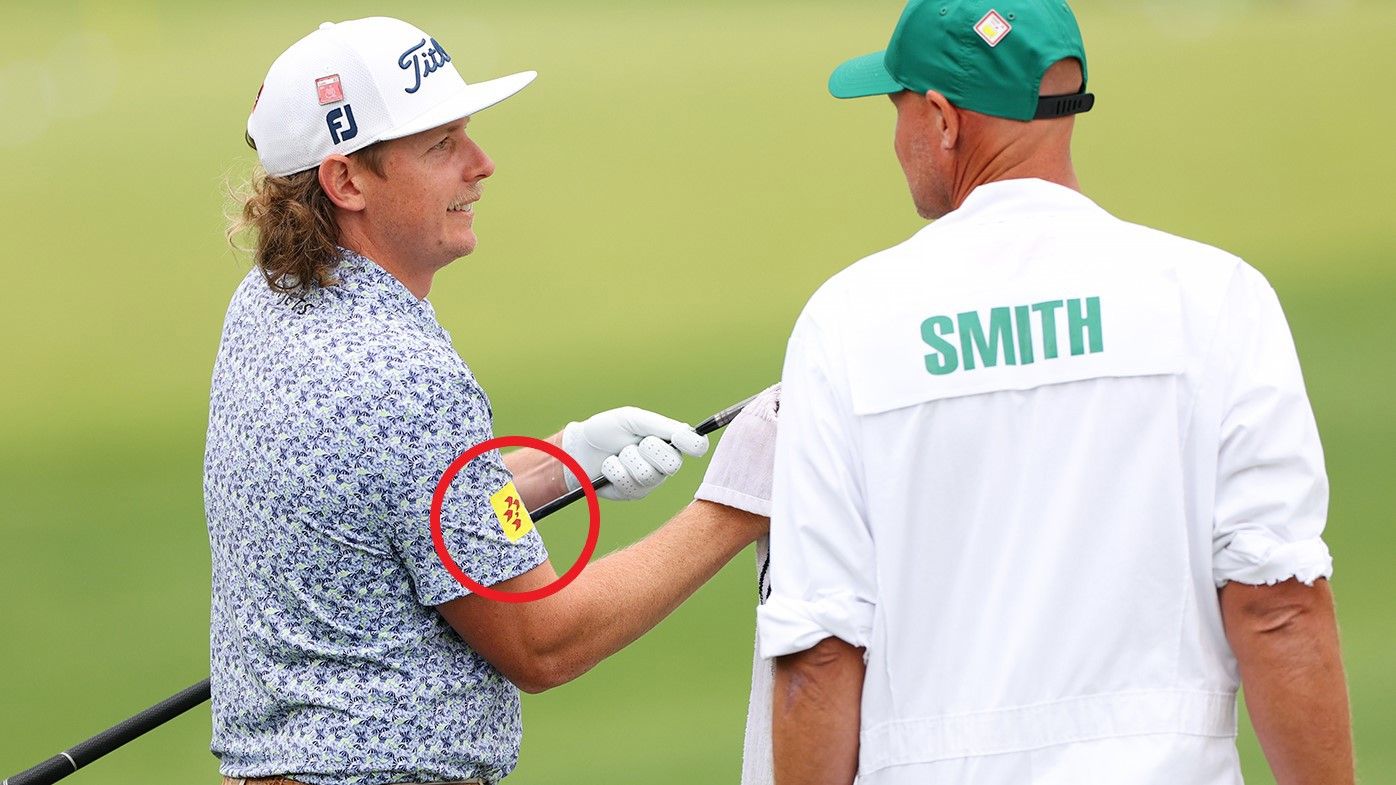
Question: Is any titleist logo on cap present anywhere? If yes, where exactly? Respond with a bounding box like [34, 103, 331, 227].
[398, 37, 452, 94]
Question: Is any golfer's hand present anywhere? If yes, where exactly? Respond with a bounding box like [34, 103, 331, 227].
[695, 384, 779, 516]
[562, 407, 709, 500]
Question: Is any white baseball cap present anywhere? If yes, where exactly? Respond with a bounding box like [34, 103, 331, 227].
[247, 17, 536, 177]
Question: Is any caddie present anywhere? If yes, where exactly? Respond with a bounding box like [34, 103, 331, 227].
[754, 2, 1354, 784]
[210, 16, 769, 785]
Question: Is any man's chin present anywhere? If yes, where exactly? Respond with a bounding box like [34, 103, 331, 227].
[442, 235, 478, 264]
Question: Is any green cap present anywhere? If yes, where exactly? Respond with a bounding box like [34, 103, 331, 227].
[829, 0, 1093, 122]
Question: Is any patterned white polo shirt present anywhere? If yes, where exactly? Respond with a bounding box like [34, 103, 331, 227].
[205, 249, 547, 784]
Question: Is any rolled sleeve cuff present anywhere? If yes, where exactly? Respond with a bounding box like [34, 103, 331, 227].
[418, 531, 550, 606]
[756, 592, 874, 657]
[1213, 531, 1333, 588]
[694, 482, 771, 517]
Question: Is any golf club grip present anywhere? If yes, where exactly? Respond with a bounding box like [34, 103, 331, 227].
[5, 679, 211, 785]
[698, 391, 759, 435]
[527, 392, 760, 520]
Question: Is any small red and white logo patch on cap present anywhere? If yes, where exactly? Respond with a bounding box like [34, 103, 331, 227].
[315, 74, 344, 105]
[975, 10, 1012, 47]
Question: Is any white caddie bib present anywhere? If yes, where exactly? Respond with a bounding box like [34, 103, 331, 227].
[846, 268, 1186, 415]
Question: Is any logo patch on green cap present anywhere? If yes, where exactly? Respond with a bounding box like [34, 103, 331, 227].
[975, 9, 1012, 47]
[828, 0, 1094, 121]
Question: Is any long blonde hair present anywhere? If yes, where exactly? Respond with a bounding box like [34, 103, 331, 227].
[227, 146, 385, 297]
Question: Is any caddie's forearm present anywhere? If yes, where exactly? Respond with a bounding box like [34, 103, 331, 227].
[534, 500, 765, 686]
[1221, 579, 1354, 785]
[502, 431, 567, 509]
[773, 637, 865, 785]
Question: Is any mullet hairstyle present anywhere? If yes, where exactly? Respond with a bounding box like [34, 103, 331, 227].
[228, 144, 387, 297]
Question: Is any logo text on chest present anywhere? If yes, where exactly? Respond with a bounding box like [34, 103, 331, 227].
[920, 297, 1103, 376]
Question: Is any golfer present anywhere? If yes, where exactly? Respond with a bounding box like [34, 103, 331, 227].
[211, 17, 768, 785]
[754, 2, 1354, 784]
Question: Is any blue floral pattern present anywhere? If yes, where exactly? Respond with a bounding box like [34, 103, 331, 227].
[204, 250, 548, 784]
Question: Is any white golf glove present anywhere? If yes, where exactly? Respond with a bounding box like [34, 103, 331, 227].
[694, 384, 779, 517]
[562, 407, 709, 501]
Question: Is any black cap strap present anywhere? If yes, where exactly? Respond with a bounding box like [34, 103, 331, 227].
[1035, 91, 1095, 119]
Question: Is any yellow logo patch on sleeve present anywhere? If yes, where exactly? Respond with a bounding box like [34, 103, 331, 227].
[490, 482, 535, 543]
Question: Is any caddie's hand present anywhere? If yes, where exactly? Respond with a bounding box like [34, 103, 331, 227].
[694, 384, 779, 517]
[562, 407, 710, 501]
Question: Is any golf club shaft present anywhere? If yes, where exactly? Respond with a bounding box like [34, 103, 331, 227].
[4, 680, 211, 785]
[4, 392, 760, 785]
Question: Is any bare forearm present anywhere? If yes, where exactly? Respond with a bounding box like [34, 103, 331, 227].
[773, 637, 865, 785]
[534, 500, 765, 684]
[1221, 578, 1353, 785]
[502, 431, 567, 509]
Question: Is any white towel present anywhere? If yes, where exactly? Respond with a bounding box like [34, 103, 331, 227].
[741, 534, 775, 785]
[689, 385, 780, 784]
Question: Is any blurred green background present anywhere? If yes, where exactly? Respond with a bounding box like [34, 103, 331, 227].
[1, 0, 1392, 782]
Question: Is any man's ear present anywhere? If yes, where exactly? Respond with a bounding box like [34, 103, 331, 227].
[319, 155, 367, 212]
[925, 90, 960, 150]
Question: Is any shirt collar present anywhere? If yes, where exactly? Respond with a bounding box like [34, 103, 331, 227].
[926, 178, 1106, 231]
[333, 247, 443, 331]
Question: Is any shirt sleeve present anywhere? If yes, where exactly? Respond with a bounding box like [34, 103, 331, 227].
[1211, 265, 1331, 587]
[757, 303, 877, 657]
[377, 358, 548, 606]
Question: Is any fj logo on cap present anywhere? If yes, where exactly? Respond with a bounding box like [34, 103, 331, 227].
[326, 104, 358, 144]
[315, 74, 344, 105]
[975, 10, 1012, 47]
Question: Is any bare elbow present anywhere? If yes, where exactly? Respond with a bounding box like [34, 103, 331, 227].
[501, 652, 589, 694]
[510, 672, 553, 695]
[437, 592, 587, 694]
[499, 660, 555, 694]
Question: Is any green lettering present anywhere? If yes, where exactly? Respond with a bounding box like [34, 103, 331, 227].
[921, 315, 958, 375]
[958, 307, 1016, 371]
[1014, 304, 1035, 365]
[926, 296, 1101, 374]
[1031, 300, 1063, 359]
[1067, 296, 1104, 356]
